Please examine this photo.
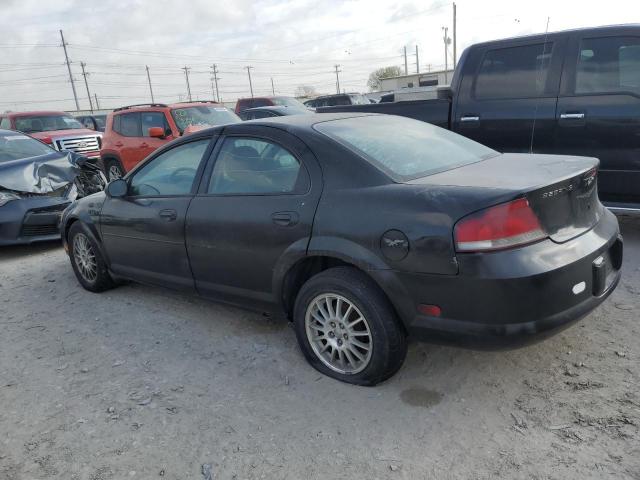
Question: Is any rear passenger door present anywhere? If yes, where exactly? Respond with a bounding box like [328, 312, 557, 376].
[454, 37, 565, 153]
[185, 125, 322, 309]
[555, 31, 640, 205]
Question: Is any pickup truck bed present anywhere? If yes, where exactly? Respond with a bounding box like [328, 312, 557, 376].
[318, 98, 450, 129]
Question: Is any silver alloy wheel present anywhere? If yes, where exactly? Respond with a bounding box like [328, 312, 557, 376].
[73, 233, 98, 283]
[305, 293, 373, 375]
[108, 164, 122, 181]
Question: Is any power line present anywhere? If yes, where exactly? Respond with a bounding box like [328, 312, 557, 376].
[181, 66, 192, 102]
[59, 29, 80, 110]
[80, 61, 94, 112]
[211, 64, 220, 102]
[146, 65, 155, 103]
[246, 66, 254, 98]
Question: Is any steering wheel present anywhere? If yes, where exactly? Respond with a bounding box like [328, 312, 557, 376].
[170, 167, 196, 181]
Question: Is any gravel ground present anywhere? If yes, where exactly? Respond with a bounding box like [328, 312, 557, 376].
[1, 215, 639, 480]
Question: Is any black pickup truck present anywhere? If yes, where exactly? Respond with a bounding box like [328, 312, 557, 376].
[319, 25, 640, 211]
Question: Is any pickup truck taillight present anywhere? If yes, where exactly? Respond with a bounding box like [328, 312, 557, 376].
[454, 198, 546, 252]
[40, 136, 53, 145]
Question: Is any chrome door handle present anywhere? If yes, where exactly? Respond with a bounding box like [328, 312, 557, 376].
[560, 113, 585, 119]
[460, 116, 480, 122]
[159, 209, 177, 221]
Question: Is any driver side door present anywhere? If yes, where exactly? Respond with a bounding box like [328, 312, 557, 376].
[100, 137, 213, 291]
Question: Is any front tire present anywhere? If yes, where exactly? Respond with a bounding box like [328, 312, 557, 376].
[293, 267, 408, 386]
[68, 222, 115, 293]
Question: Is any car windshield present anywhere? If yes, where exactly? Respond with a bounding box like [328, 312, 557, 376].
[271, 97, 307, 108]
[0, 132, 54, 163]
[13, 115, 84, 133]
[315, 115, 499, 181]
[171, 105, 240, 134]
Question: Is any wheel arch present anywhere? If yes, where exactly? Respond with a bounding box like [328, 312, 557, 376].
[277, 249, 414, 331]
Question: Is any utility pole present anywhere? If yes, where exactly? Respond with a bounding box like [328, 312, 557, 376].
[145, 65, 155, 103]
[210, 64, 220, 102]
[442, 27, 449, 83]
[403, 46, 408, 75]
[415, 45, 420, 73]
[334, 64, 341, 94]
[271, 77, 275, 96]
[94, 93, 100, 110]
[245, 66, 254, 97]
[59, 30, 80, 111]
[453, 2, 457, 70]
[80, 62, 93, 112]
[182, 66, 192, 102]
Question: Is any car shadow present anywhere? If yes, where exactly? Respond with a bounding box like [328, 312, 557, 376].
[0, 241, 63, 261]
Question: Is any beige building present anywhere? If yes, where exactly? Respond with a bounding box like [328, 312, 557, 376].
[379, 69, 455, 91]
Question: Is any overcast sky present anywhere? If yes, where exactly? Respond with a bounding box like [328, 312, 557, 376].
[1, 0, 638, 112]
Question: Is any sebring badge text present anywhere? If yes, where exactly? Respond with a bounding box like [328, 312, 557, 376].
[542, 184, 574, 199]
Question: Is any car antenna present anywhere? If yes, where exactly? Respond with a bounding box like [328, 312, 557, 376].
[529, 16, 551, 154]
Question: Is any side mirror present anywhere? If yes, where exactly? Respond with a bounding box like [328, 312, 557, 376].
[106, 178, 128, 198]
[148, 126, 165, 138]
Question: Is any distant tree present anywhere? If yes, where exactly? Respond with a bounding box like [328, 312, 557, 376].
[295, 85, 318, 97]
[367, 66, 403, 91]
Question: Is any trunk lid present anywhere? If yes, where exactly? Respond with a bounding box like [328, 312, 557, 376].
[410, 153, 602, 243]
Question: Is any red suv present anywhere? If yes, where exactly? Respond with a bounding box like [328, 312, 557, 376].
[234, 96, 308, 116]
[0, 111, 102, 158]
[100, 102, 240, 180]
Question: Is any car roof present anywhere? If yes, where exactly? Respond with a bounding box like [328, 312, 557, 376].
[238, 112, 374, 130]
[245, 106, 306, 113]
[471, 23, 640, 48]
[6, 111, 69, 117]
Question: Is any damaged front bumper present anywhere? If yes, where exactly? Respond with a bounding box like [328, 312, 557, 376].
[0, 196, 70, 246]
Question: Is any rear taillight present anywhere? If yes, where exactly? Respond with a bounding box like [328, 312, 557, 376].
[454, 198, 546, 252]
[41, 136, 53, 145]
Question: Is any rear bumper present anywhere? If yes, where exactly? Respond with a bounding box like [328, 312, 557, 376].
[385, 210, 623, 349]
[0, 197, 69, 246]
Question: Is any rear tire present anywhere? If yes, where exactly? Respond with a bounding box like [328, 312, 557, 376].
[68, 222, 115, 293]
[104, 158, 124, 182]
[293, 267, 407, 386]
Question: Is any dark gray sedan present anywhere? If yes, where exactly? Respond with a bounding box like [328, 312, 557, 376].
[60, 114, 621, 385]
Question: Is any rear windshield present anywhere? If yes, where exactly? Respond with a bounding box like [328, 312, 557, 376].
[0, 132, 53, 163]
[314, 115, 498, 181]
[271, 97, 307, 108]
[171, 106, 240, 134]
[14, 115, 83, 133]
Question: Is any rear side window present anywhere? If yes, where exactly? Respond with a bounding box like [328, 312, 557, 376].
[475, 43, 554, 99]
[0, 117, 11, 129]
[576, 36, 640, 94]
[141, 112, 168, 136]
[208, 137, 307, 195]
[315, 115, 498, 181]
[119, 113, 141, 137]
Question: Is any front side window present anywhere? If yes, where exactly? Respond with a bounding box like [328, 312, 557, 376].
[0, 117, 11, 129]
[141, 112, 168, 136]
[475, 42, 554, 99]
[576, 36, 640, 94]
[208, 137, 306, 195]
[315, 115, 498, 181]
[129, 139, 209, 196]
[13, 114, 84, 133]
[118, 113, 141, 137]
